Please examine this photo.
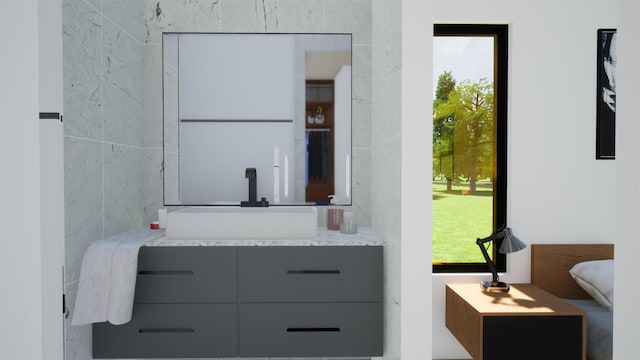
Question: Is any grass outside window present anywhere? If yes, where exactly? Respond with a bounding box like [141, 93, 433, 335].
[432, 182, 492, 263]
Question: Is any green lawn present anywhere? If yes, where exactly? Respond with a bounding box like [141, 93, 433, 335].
[432, 183, 493, 263]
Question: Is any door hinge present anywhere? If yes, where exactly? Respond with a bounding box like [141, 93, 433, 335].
[63, 294, 69, 319]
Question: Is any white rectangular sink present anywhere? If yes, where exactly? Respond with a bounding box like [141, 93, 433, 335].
[165, 206, 318, 240]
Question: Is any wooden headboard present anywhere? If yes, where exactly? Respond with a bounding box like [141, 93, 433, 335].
[531, 244, 614, 299]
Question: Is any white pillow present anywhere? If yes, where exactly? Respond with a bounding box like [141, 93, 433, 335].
[569, 259, 614, 311]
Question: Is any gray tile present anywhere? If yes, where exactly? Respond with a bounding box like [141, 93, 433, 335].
[143, 148, 164, 226]
[371, 136, 400, 231]
[104, 143, 144, 237]
[353, 45, 372, 106]
[221, 0, 324, 33]
[103, 20, 144, 147]
[102, 0, 145, 43]
[143, 0, 221, 44]
[371, 26, 401, 146]
[265, 0, 325, 33]
[220, 0, 265, 32]
[143, 44, 164, 148]
[353, 98, 372, 150]
[84, 0, 101, 11]
[63, 0, 103, 140]
[326, 0, 372, 45]
[352, 147, 371, 227]
[64, 137, 103, 284]
[352, 45, 372, 149]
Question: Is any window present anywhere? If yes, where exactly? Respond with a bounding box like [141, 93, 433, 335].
[432, 24, 508, 273]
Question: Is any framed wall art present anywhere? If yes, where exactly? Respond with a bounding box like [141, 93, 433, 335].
[596, 28, 616, 160]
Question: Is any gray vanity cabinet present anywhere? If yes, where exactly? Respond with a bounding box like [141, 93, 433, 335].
[93, 303, 237, 358]
[238, 246, 382, 302]
[238, 246, 383, 357]
[93, 245, 383, 358]
[93, 247, 238, 359]
[239, 303, 382, 357]
[134, 246, 237, 303]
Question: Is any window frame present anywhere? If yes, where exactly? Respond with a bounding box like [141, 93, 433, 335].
[432, 24, 509, 274]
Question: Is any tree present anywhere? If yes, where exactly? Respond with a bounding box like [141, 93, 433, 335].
[437, 78, 494, 193]
[434, 71, 456, 103]
[433, 71, 456, 191]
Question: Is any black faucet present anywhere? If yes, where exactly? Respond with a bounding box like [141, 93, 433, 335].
[240, 168, 269, 207]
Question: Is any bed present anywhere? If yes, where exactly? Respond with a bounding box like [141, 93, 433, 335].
[531, 244, 614, 360]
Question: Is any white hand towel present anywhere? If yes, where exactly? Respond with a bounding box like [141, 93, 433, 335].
[71, 228, 164, 326]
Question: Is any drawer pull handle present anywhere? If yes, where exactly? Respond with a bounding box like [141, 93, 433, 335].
[286, 327, 341, 332]
[286, 270, 340, 275]
[138, 270, 194, 275]
[139, 328, 195, 334]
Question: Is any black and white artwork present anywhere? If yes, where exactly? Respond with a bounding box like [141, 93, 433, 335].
[596, 28, 616, 160]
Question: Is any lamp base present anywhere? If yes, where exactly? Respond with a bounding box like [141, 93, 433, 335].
[480, 280, 510, 293]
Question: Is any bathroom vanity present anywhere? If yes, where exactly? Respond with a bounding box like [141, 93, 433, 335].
[92, 228, 383, 359]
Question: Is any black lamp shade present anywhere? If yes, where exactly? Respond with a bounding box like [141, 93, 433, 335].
[498, 227, 527, 254]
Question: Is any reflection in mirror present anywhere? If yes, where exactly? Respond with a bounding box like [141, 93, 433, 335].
[163, 33, 352, 206]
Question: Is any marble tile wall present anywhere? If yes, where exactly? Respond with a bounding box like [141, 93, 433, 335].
[63, 0, 145, 358]
[371, 1, 402, 360]
[64, 0, 373, 358]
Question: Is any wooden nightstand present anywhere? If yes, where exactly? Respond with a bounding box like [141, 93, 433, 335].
[446, 283, 586, 360]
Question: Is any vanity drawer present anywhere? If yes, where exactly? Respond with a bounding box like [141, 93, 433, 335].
[238, 246, 382, 302]
[238, 303, 382, 357]
[135, 247, 236, 303]
[93, 303, 237, 358]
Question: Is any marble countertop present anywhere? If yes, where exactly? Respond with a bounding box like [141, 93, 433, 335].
[145, 227, 384, 247]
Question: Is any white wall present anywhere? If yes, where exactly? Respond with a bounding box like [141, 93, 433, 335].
[1, 1, 65, 358]
[399, 0, 633, 358]
[614, 1, 640, 358]
[39, 0, 65, 357]
[0, 1, 44, 358]
[401, 1, 433, 358]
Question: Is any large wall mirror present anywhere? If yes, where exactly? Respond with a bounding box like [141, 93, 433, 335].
[163, 33, 352, 206]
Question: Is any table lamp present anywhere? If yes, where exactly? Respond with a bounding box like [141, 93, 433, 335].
[476, 227, 526, 292]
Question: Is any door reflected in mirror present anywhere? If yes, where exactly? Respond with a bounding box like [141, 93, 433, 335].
[163, 33, 352, 206]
